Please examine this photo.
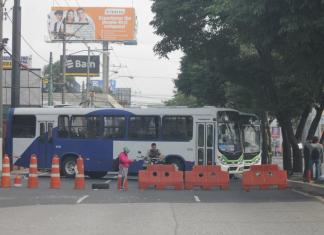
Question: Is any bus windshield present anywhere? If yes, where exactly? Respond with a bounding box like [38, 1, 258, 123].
[218, 122, 242, 154]
[243, 125, 261, 154]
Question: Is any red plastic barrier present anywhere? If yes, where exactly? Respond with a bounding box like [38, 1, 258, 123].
[138, 164, 184, 190]
[185, 165, 229, 190]
[242, 164, 288, 191]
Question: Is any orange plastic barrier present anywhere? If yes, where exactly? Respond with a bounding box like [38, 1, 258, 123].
[74, 156, 85, 190]
[242, 164, 288, 191]
[50, 155, 61, 189]
[1, 154, 11, 188]
[138, 164, 184, 190]
[28, 154, 39, 189]
[185, 165, 229, 190]
[14, 175, 22, 187]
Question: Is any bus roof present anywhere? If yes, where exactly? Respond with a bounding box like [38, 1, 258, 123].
[11, 106, 239, 116]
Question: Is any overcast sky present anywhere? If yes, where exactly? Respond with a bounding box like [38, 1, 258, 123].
[3, 0, 182, 105]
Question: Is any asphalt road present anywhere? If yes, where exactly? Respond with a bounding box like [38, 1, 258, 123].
[0, 175, 323, 235]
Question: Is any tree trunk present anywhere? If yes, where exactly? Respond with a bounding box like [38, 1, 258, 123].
[320, 131, 324, 144]
[261, 111, 270, 164]
[295, 106, 311, 142]
[287, 123, 303, 172]
[278, 112, 303, 172]
[307, 103, 324, 140]
[281, 124, 292, 172]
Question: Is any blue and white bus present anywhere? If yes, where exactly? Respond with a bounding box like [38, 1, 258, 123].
[239, 112, 262, 171]
[5, 107, 244, 178]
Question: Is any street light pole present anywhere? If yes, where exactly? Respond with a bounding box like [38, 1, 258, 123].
[102, 41, 109, 94]
[62, 21, 66, 104]
[86, 46, 90, 105]
[48, 52, 53, 106]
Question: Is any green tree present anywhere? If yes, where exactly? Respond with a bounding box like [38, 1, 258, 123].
[151, 0, 324, 172]
[164, 92, 200, 107]
[43, 60, 80, 93]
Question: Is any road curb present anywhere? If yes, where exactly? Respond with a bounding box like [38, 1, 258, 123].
[288, 180, 324, 197]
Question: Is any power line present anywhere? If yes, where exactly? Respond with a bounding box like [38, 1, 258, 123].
[5, 12, 49, 63]
[111, 47, 134, 86]
[53, 0, 60, 6]
[62, 0, 70, 7]
[112, 55, 180, 63]
[3, 47, 44, 80]
[74, 0, 81, 7]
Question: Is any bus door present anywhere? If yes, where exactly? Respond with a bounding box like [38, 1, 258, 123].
[38, 120, 54, 168]
[196, 123, 214, 165]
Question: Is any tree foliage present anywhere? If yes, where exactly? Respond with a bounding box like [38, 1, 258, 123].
[43, 60, 80, 93]
[151, 0, 324, 172]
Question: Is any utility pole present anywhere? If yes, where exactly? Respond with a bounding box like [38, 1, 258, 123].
[62, 21, 66, 104]
[11, 0, 21, 107]
[48, 52, 53, 106]
[0, 0, 3, 167]
[102, 41, 109, 94]
[86, 46, 90, 106]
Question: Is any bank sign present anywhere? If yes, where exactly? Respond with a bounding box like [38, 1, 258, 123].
[60, 55, 100, 77]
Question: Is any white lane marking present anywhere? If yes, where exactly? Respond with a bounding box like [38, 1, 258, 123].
[76, 195, 89, 204]
[292, 189, 324, 203]
[194, 195, 200, 202]
[104, 180, 111, 184]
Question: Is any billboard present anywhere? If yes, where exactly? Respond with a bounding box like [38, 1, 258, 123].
[48, 7, 137, 43]
[60, 55, 100, 77]
[91, 79, 116, 91]
[2, 69, 41, 106]
[3, 56, 32, 70]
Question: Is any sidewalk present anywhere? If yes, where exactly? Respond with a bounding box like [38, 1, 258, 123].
[288, 173, 324, 197]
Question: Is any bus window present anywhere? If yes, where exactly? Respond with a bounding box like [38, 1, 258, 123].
[13, 115, 36, 138]
[87, 116, 102, 138]
[128, 116, 160, 140]
[70, 116, 87, 138]
[162, 116, 193, 141]
[103, 116, 125, 139]
[58, 115, 69, 138]
[39, 123, 46, 142]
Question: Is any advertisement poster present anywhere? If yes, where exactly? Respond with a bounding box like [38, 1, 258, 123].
[48, 7, 136, 43]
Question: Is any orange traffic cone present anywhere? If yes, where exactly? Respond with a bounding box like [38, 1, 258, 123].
[28, 154, 39, 189]
[74, 156, 85, 190]
[1, 154, 11, 188]
[50, 155, 61, 189]
[117, 172, 122, 191]
[13, 175, 22, 187]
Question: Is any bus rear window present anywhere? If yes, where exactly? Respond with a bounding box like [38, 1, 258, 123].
[13, 115, 36, 138]
[128, 116, 160, 140]
[162, 116, 193, 141]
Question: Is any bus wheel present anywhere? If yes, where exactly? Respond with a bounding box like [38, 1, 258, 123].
[87, 171, 107, 179]
[61, 157, 76, 178]
[168, 158, 184, 171]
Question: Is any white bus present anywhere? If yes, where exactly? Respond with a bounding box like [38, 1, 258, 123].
[5, 107, 244, 178]
[239, 112, 262, 171]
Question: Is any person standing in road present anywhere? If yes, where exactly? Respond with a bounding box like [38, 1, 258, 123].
[310, 136, 324, 180]
[118, 147, 133, 190]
